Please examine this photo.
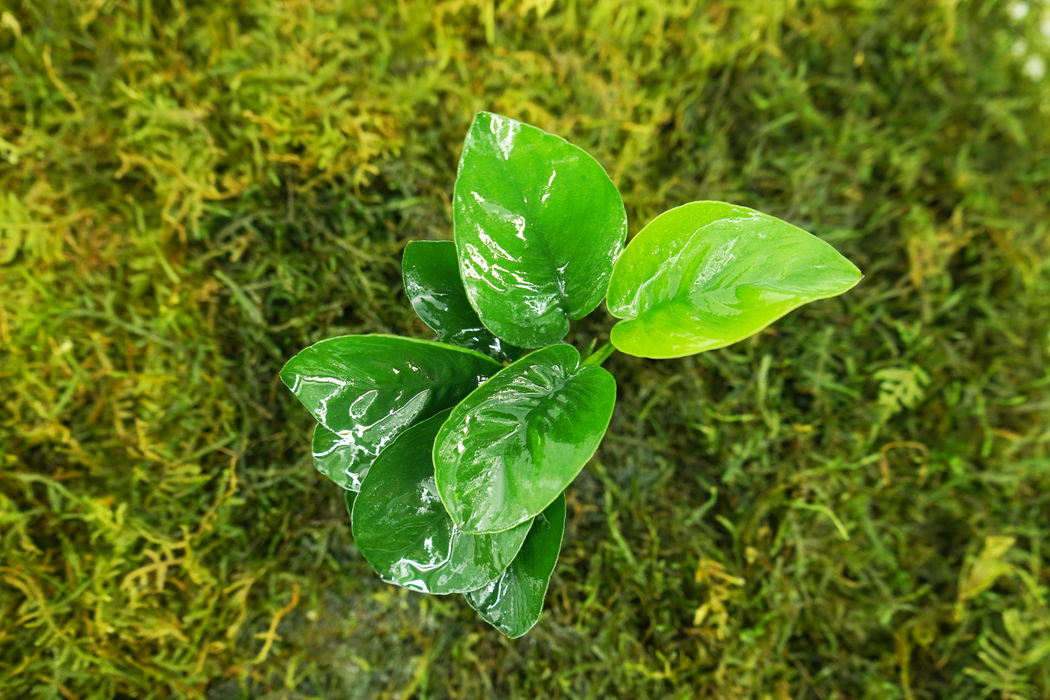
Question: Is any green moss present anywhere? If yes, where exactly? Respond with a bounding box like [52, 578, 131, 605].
[1, 0, 1048, 697]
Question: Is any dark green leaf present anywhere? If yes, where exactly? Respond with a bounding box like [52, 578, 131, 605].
[281, 335, 501, 489]
[352, 410, 532, 594]
[465, 493, 565, 638]
[344, 488, 356, 519]
[607, 201, 863, 359]
[402, 240, 522, 362]
[434, 343, 616, 534]
[312, 422, 366, 491]
[453, 112, 627, 349]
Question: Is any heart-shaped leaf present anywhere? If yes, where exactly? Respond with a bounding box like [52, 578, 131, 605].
[403, 240, 522, 362]
[465, 493, 565, 638]
[454, 112, 627, 349]
[434, 343, 616, 534]
[282, 335, 501, 489]
[607, 202, 862, 359]
[352, 410, 532, 594]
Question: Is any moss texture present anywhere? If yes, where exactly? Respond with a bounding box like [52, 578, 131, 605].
[1, 1, 1049, 698]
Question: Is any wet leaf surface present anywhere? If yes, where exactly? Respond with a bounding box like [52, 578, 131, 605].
[465, 493, 565, 638]
[312, 422, 365, 491]
[281, 335, 501, 488]
[352, 410, 531, 594]
[434, 343, 616, 534]
[454, 112, 626, 348]
[402, 240, 521, 362]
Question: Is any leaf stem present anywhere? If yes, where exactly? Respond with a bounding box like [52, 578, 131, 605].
[581, 341, 615, 367]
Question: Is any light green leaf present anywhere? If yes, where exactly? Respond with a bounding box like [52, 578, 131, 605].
[607, 201, 862, 359]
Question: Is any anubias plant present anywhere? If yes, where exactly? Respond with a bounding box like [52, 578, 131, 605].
[281, 112, 862, 638]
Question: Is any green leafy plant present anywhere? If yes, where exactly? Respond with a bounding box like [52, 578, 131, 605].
[281, 112, 862, 638]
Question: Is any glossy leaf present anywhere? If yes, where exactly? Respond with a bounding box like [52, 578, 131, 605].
[281, 335, 501, 489]
[607, 201, 863, 359]
[352, 410, 532, 594]
[465, 493, 565, 638]
[434, 343, 616, 534]
[402, 240, 522, 362]
[453, 112, 627, 349]
[311, 422, 366, 491]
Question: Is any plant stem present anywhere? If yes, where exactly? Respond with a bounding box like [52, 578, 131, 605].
[581, 341, 615, 367]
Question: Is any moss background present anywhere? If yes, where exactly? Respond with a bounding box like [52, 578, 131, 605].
[2, 1, 1049, 698]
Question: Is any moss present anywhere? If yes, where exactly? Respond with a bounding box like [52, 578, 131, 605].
[1, 0, 1048, 697]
